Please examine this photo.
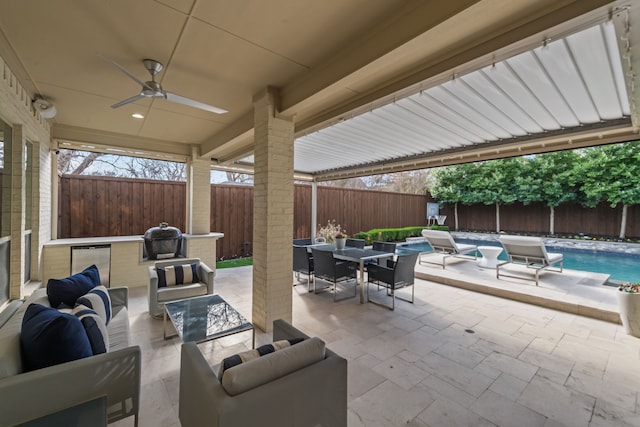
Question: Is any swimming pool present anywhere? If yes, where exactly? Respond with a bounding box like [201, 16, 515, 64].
[397, 240, 640, 283]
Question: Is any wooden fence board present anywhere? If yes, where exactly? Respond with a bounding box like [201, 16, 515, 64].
[58, 176, 640, 260]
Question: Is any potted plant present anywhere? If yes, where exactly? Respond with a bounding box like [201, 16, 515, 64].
[334, 232, 348, 250]
[317, 220, 348, 249]
[617, 282, 640, 337]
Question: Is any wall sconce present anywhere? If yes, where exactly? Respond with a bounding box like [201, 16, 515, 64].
[32, 96, 57, 119]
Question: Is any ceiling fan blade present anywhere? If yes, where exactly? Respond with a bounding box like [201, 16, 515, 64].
[111, 94, 146, 109]
[166, 92, 228, 114]
[99, 54, 153, 91]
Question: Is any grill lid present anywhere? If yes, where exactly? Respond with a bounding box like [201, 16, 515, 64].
[144, 222, 181, 240]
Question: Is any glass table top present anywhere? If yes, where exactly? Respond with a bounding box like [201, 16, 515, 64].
[164, 294, 253, 343]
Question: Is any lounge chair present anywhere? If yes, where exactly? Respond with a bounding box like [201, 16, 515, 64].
[419, 229, 477, 269]
[496, 235, 563, 286]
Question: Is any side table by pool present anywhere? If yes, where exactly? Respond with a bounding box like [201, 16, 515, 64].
[164, 294, 254, 347]
[477, 246, 503, 269]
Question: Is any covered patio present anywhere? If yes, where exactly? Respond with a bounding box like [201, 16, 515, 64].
[2, 2, 640, 426]
[2, 0, 640, 333]
[114, 265, 640, 426]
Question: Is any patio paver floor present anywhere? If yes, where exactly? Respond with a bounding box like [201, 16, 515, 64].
[113, 265, 640, 427]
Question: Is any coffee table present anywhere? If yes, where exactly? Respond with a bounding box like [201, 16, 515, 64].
[164, 294, 254, 347]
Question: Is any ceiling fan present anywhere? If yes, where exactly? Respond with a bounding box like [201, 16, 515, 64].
[102, 55, 228, 114]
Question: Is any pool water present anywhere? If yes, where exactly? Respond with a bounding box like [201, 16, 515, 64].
[398, 240, 640, 283]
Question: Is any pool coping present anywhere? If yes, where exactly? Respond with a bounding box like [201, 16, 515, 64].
[414, 254, 621, 325]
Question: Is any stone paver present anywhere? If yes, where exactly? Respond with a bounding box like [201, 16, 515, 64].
[111, 266, 640, 427]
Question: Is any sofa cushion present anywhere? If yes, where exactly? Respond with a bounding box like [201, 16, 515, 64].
[72, 304, 109, 355]
[20, 304, 93, 371]
[46, 265, 100, 308]
[157, 263, 199, 288]
[221, 337, 326, 396]
[218, 338, 303, 378]
[76, 285, 112, 325]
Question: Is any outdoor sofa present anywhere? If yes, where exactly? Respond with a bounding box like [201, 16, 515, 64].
[0, 278, 140, 426]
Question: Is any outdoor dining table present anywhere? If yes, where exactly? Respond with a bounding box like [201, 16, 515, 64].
[307, 244, 395, 303]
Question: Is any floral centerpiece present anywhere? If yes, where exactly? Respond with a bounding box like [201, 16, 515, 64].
[617, 282, 640, 337]
[317, 220, 348, 247]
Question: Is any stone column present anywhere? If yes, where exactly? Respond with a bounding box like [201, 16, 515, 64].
[252, 87, 295, 332]
[186, 145, 211, 235]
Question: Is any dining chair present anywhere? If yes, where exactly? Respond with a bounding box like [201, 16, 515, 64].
[345, 238, 365, 249]
[311, 249, 357, 301]
[293, 245, 314, 291]
[366, 252, 418, 310]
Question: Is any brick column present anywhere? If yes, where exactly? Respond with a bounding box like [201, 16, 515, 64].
[9, 125, 25, 299]
[252, 87, 295, 332]
[186, 145, 211, 235]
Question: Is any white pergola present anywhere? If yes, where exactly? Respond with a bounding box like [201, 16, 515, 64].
[228, 18, 635, 181]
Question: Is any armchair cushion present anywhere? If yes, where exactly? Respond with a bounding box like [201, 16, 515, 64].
[76, 285, 112, 325]
[20, 304, 93, 371]
[218, 338, 304, 378]
[46, 265, 100, 308]
[157, 263, 199, 288]
[221, 337, 326, 396]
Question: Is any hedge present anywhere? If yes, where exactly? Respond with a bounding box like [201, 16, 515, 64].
[352, 225, 448, 244]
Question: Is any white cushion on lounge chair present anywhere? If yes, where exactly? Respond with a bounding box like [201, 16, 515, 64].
[421, 230, 477, 255]
[420, 229, 477, 268]
[497, 235, 563, 285]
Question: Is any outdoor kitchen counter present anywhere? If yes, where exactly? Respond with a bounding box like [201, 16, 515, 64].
[42, 233, 224, 288]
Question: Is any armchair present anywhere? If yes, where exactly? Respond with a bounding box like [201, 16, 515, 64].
[148, 258, 214, 318]
[179, 319, 347, 427]
[366, 252, 418, 310]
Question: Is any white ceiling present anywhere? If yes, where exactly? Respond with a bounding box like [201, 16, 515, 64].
[1, 0, 639, 180]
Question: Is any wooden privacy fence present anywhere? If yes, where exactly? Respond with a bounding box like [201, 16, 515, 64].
[58, 175, 640, 260]
[58, 176, 429, 259]
[437, 201, 640, 238]
[58, 175, 186, 237]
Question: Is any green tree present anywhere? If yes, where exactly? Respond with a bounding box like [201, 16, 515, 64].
[580, 142, 640, 239]
[533, 150, 580, 234]
[430, 164, 474, 230]
[472, 158, 521, 232]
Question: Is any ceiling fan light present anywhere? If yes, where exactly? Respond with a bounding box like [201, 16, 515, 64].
[132, 113, 144, 119]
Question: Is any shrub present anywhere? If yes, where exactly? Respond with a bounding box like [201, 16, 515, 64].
[354, 226, 425, 244]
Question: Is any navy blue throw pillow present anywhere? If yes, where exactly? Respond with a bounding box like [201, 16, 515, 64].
[20, 304, 93, 371]
[47, 265, 100, 308]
